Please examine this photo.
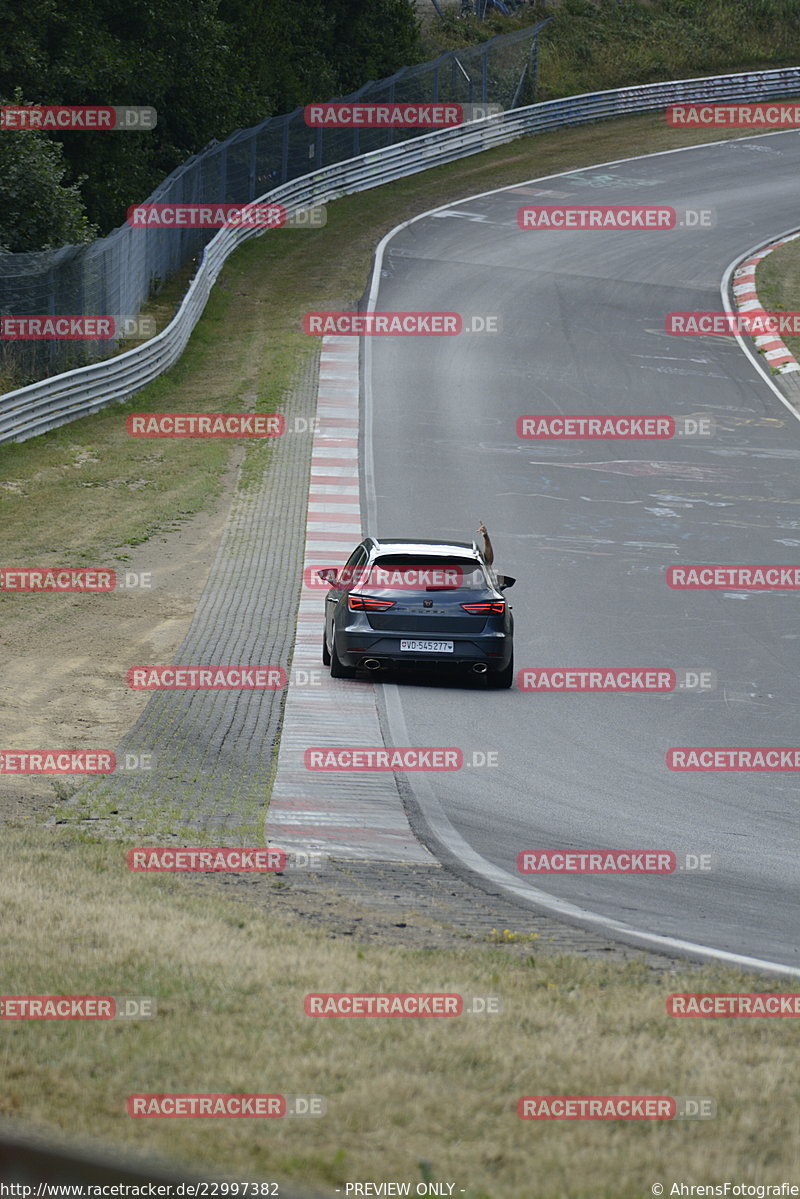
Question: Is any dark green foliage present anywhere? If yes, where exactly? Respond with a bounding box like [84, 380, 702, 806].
[532, 0, 800, 101]
[423, 0, 800, 100]
[0, 90, 97, 251]
[2, 0, 800, 249]
[0, 0, 422, 238]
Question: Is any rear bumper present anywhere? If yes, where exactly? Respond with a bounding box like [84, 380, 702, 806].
[333, 628, 513, 672]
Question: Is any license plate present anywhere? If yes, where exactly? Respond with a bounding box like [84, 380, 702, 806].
[400, 639, 454, 653]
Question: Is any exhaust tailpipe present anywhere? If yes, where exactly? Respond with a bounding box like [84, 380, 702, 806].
[472, 662, 488, 674]
[362, 658, 382, 671]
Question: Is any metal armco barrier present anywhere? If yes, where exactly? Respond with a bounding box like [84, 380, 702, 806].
[2, 67, 799, 446]
[0, 21, 544, 384]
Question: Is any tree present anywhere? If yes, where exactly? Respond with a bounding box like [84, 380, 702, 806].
[0, 0, 424, 237]
[323, 0, 421, 92]
[0, 92, 96, 252]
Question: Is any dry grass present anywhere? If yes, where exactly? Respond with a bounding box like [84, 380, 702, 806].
[1, 826, 800, 1195]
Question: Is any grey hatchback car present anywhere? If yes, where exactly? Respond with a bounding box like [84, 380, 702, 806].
[319, 537, 515, 688]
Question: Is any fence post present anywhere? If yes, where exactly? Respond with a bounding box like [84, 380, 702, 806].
[530, 28, 542, 102]
[46, 264, 57, 373]
[387, 79, 396, 149]
[281, 117, 290, 184]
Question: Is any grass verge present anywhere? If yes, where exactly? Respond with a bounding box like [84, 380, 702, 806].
[2, 826, 800, 1196]
[754, 232, 800, 369]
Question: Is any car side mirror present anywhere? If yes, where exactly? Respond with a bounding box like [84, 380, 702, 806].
[317, 568, 338, 584]
[497, 575, 516, 590]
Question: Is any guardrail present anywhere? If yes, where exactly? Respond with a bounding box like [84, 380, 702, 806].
[0, 20, 545, 385]
[2, 67, 799, 446]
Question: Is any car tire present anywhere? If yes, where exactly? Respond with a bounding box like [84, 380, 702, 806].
[322, 626, 331, 666]
[486, 652, 514, 689]
[330, 639, 356, 679]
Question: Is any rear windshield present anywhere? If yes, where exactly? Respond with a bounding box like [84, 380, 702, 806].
[361, 555, 490, 591]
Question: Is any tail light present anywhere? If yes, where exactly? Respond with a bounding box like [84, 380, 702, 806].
[460, 600, 506, 615]
[348, 593, 396, 612]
